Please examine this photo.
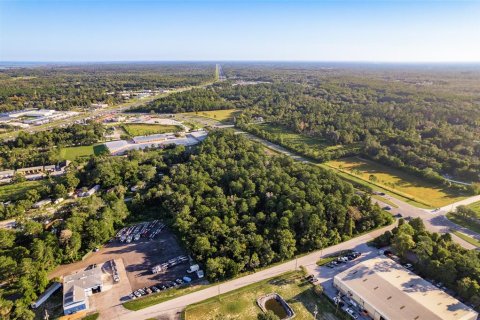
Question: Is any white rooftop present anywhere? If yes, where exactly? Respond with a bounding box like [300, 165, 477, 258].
[334, 256, 478, 320]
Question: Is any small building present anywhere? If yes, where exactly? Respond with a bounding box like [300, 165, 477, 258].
[0, 170, 15, 179]
[91, 103, 108, 108]
[63, 267, 103, 315]
[32, 199, 51, 209]
[17, 165, 44, 175]
[333, 256, 478, 320]
[80, 185, 100, 197]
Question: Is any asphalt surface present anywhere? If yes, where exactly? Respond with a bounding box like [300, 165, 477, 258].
[107, 225, 394, 320]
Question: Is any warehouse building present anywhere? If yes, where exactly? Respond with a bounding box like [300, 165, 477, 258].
[63, 266, 103, 315]
[104, 130, 208, 155]
[333, 256, 478, 320]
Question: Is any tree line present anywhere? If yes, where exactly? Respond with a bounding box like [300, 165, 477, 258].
[0, 64, 215, 112]
[138, 130, 393, 281]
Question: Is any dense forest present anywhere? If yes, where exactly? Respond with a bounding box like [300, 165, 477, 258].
[132, 64, 480, 184]
[0, 146, 180, 319]
[0, 63, 215, 112]
[139, 131, 392, 280]
[0, 130, 392, 318]
[373, 218, 480, 307]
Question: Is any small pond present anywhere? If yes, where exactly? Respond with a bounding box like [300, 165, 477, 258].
[257, 293, 295, 320]
[264, 297, 288, 318]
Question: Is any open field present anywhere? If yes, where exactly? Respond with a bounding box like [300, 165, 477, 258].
[451, 230, 480, 247]
[122, 123, 182, 136]
[326, 157, 467, 208]
[0, 180, 47, 202]
[183, 271, 342, 320]
[468, 201, 480, 217]
[254, 123, 338, 150]
[123, 283, 210, 311]
[59, 144, 107, 160]
[371, 194, 399, 208]
[181, 109, 240, 122]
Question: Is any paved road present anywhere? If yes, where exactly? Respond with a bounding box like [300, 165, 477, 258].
[108, 225, 394, 320]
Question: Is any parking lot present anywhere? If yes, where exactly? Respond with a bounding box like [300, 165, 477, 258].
[50, 221, 195, 291]
[305, 242, 378, 320]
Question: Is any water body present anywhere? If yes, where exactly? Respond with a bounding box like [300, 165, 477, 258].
[264, 297, 288, 319]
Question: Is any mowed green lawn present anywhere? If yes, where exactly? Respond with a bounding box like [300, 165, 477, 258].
[122, 124, 182, 136]
[184, 271, 341, 320]
[254, 123, 333, 149]
[326, 157, 466, 208]
[0, 180, 47, 202]
[182, 109, 240, 122]
[59, 144, 107, 160]
[468, 201, 480, 216]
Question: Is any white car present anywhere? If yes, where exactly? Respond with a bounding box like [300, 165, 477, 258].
[346, 308, 359, 319]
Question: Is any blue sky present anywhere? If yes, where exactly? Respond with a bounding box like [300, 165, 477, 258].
[1, 0, 479, 62]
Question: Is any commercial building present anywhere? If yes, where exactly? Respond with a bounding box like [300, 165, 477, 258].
[104, 130, 208, 155]
[333, 256, 478, 320]
[63, 267, 103, 315]
[0, 109, 79, 126]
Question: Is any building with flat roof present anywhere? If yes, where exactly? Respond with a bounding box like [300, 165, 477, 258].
[63, 267, 103, 315]
[333, 256, 478, 320]
[104, 130, 208, 155]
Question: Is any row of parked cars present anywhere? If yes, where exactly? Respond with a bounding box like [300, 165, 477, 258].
[116, 220, 165, 243]
[129, 277, 193, 300]
[325, 251, 361, 268]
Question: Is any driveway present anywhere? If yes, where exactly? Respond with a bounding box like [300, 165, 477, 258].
[110, 225, 394, 320]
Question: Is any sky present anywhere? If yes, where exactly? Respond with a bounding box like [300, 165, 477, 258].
[0, 0, 479, 62]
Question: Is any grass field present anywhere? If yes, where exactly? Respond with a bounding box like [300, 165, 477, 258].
[371, 194, 399, 208]
[59, 144, 107, 160]
[451, 230, 480, 247]
[0, 180, 47, 202]
[468, 201, 480, 217]
[182, 109, 240, 122]
[123, 283, 211, 311]
[183, 271, 342, 320]
[325, 157, 466, 208]
[122, 123, 182, 136]
[255, 123, 341, 151]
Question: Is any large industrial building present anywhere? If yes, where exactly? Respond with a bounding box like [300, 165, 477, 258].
[104, 130, 208, 155]
[63, 266, 103, 315]
[333, 256, 478, 320]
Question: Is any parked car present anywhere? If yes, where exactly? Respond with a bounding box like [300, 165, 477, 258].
[346, 308, 359, 319]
